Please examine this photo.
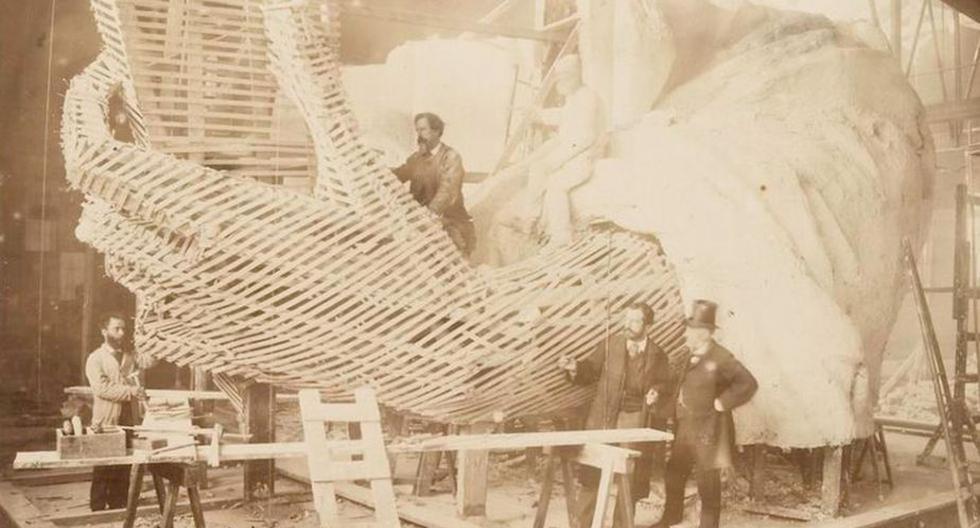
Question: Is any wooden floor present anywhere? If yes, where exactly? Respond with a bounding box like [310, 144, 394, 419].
[0, 432, 966, 528]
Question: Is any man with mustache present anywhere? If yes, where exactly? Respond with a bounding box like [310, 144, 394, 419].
[393, 112, 475, 256]
[558, 302, 672, 527]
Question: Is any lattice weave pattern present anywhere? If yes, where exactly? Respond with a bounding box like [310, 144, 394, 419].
[64, 0, 686, 423]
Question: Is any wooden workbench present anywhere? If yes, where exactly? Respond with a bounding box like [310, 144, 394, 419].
[14, 428, 672, 470]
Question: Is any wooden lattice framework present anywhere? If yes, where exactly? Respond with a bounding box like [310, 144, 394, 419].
[64, 0, 687, 424]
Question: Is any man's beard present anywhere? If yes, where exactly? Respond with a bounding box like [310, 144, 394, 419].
[106, 336, 124, 350]
[417, 136, 437, 153]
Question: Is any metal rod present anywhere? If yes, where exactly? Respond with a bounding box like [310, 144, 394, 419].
[907, 0, 928, 76]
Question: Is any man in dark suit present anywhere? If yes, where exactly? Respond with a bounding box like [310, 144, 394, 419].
[652, 300, 758, 528]
[393, 112, 475, 255]
[559, 302, 672, 527]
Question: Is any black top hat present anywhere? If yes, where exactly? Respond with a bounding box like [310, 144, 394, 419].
[686, 299, 718, 329]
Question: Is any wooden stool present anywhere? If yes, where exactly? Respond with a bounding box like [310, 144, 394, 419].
[123, 462, 206, 528]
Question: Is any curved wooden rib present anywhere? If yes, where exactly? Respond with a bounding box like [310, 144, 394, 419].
[63, 0, 687, 423]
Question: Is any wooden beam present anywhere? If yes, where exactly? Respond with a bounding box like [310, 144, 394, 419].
[940, 0, 980, 24]
[926, 97, 980, 123]
[821, 446, 844, 517]
[342, 5, 564, 42]
[243, 383, 276, 501]
[456, 423, 491, 517]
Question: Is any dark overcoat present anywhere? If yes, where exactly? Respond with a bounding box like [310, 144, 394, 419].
[572, 333, 672, 430]
[674, 340, 758, 470]
[569, 333, 672, 499]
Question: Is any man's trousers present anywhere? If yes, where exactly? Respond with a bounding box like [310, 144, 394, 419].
[90, 465, 131, 511]
[661, 438, 722, 528]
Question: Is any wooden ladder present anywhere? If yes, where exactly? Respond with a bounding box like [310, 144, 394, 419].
[298, 387, 399, 528]
[905, 239, 980, 528]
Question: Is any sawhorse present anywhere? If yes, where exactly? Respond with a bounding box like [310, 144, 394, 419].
[534, 443, 640, 528]
[123, 462, 207, 528]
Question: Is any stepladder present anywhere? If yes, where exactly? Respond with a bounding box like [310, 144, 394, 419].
[298, 387, 399, 528]
[905, 239, 980, 528]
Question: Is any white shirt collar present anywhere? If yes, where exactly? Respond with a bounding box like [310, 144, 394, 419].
[428, 142, 442, 157]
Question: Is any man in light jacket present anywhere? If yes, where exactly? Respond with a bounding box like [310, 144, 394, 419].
[85, 312, 146, 511]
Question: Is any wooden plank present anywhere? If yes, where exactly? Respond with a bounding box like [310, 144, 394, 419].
[46, 491, 311, 526]
[243, 383, 275, 501]
[390, 428, 671, 453]
[743, 502, 815, 521]
[0, 481, 60, 528]
[810, 487, 970, 527]
[9, 468, 92, 486]
[342, 4, 563, 42]
[14, 428, 671, 470]
[456, 423, 491, 517]
[334, 482, 483, 528]
[576, 443, 639, 474]
[298, 389, 339, 524]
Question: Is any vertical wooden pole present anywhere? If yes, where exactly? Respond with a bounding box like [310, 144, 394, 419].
[821, 446, 844, 517]
[955, 11, 963, 146]
[79, 248, 97, 384]
[891, 0, 902, 61]
[456, 422, 491, 517]
[244, 382, 276, 501]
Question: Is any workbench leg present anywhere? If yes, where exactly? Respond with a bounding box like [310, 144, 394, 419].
[414, 451, 440, 496]
[187, 486, 207, 528]
[749, 444, 766, 501]
[152, 473, 166, 514]
[614, 473, 636, 528]
[456, 422, 491, 517]
[590, 461, 615, 528]
[561, 457, 578, 528]
[533, 449, 558, 528]
[123, 464, 145, 528]
[161, 480, 181, 528]
[243, 383, 275, 501]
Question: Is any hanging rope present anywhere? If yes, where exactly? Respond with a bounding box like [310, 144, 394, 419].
[35, 0, 58, 404]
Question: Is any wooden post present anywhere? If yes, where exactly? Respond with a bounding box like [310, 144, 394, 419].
[891, 0, 902, 61]
[244, 383, 276, 501]
[79, 249, 97, 384]
[821, 446, 844, 517]
[456, 422, 491, 517]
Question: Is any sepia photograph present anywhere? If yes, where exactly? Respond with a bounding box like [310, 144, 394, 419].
[0, 0, 977, 526]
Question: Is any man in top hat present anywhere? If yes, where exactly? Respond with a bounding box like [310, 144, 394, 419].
[558, 302, 672, 527]
[652, 300, 758, 528]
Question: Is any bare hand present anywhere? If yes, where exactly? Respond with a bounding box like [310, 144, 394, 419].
[645, 389, 658, 406]
[557, 355, 577, 374]
[134, 387, 148, 401]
